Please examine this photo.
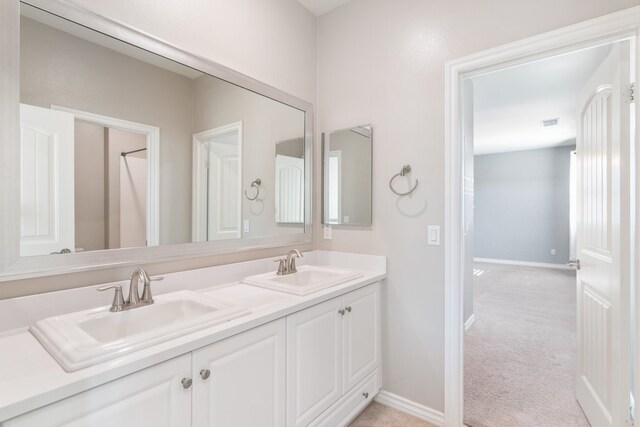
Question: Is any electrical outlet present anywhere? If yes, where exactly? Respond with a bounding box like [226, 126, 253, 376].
[243, 220, 250, 233]
[323, 225, 332, 240]
[551, 249, 556, 255]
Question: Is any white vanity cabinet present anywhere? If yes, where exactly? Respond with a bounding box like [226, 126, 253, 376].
[286, 283, 381, 427]
[1, 282, 381, 427]
[192, 319, 286, 427]
[1, 354, 192, 427]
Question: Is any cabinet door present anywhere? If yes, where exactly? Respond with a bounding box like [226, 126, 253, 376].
[342, 284, 381, 392]
[286, 297, 343, 427]
[2, 355, 191, 427]
[192, 319, 285, 427]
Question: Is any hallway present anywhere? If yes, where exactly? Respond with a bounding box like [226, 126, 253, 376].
[464, 263, 588, 427]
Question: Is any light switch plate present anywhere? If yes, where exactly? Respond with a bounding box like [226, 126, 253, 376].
[323, 225, 332, 240]
[428, 225, 440, 246]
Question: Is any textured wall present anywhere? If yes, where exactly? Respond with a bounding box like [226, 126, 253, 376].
[474, 146, 574, 265]
[315, 0, 638, 412]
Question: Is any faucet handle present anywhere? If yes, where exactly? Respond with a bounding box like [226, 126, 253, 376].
[274, 258, 286, 275]
[97, 285, 125, 312]
[141, 277, 163, 304]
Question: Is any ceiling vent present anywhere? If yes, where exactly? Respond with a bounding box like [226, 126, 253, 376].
[541, 118, 559, 127]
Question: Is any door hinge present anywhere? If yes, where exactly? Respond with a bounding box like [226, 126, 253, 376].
[625, 82, 636, 103]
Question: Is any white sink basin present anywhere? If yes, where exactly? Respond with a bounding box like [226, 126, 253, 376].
[30, 290, 250, 372]
[242, 265, 363, 296]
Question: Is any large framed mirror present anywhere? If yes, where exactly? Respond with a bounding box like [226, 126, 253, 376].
[0, 0, 313, 280]
[322, 125, 372, 226]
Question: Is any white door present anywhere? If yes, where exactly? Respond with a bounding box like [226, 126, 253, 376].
[2, 355, 191, 427]
[341, 284, 381, 393]
[275, 154, 304, 224]
[192, 123, 242, 242]
[192, 319, 286, 427]
[19, 104, 75, 256]
[286, 297, 343, 426]
[575, 42, 632, 427]
[207, 142, 241, 240]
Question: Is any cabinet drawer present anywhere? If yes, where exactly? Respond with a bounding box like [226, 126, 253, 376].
[309, 369, 380, 427]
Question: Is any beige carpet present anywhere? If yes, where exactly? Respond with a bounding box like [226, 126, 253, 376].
[464, 263, 589, 427]
[349, 401, 436, 427]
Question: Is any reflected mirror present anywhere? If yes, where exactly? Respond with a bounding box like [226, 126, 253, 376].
[322, 125, 372, 226]
[18, 3, 307, 257]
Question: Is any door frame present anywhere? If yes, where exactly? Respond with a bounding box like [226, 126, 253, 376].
[51, 105, 160, 247]
[443, 7, 640, 426]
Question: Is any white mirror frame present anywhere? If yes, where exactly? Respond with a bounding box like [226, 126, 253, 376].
[0, 0, 313, 281]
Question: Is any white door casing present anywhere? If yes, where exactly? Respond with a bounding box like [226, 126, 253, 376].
[575, 42, 632, 427]
[19, 104, 75, 256]
[192, 122, 243, 242]
[444, 9, 640, 426]
[51, 105, 160, 247]
[192, 319, 285, 427]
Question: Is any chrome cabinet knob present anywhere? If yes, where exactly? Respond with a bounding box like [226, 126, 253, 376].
[181, 377, 192, 389]
[200, 369, 211, 380]
[338, 308, 346, 315]
[345, 306, 352, 313]
[362, 392, 369, 399]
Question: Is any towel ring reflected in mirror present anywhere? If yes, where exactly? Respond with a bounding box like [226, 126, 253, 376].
[245, 178, 262, 201]
[389, 165, 419, 196]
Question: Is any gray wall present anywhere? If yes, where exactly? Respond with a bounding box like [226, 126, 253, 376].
[474, 145, 574, 265]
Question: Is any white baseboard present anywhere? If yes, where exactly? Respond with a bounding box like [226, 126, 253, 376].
[374, 390, 444, 426]
[464, 314, 476, 331]
[474, 257, 572, 270]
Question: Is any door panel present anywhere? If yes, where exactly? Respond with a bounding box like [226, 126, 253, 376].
[193, 319, 285, 427]
[575, 41, 631, 427]
[287, 297, 342, 427]
[19, 104, 75, 256]
[342, 284, 380, 392]
[2, 355, 191, 427]
[275, 154, 304, 224]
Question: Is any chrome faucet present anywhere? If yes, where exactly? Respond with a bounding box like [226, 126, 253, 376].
[274, 249, 303, 275]
[98, 268, 163, 312]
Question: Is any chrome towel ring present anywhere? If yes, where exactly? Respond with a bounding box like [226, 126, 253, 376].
[389, 165, 418, 196]
[244, 178, 262, 200]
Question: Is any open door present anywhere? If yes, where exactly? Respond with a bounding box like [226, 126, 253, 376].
[575, 42, 632, 427]
[19, 104, 75, 256]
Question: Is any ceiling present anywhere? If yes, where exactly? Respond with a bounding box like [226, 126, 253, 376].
[472, 45, 611, 155]
[296, 0, 351, 16]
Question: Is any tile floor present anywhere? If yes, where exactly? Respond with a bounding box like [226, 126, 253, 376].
[349, 401, 437, 427]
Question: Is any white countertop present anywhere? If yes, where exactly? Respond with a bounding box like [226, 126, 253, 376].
[0, 251, 386, 422]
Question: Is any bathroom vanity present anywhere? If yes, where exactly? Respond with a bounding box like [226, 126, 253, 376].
[0, 251, 385, 426]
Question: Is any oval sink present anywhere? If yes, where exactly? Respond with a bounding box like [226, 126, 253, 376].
[242, 265, 363, 296]
[30, 290, 250, 372]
